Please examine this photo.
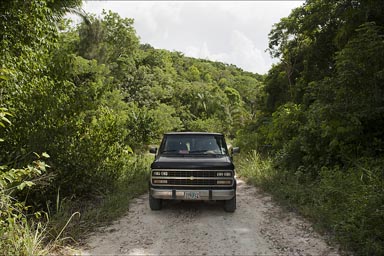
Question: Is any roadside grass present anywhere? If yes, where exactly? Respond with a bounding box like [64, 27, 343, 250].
[0, 216, 50, 256]
[1, 154, 151, 255]
[236, 151, 384, 255]
[45, 154, 152, 252]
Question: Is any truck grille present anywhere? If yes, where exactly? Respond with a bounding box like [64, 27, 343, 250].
[167, 170, 217, 177]
[151, 169, 234, 187]
[167, 179, 217, 186]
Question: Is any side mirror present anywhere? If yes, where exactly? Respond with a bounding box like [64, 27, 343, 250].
[231, 147, 240, 155]
[149, 147, 157, 154]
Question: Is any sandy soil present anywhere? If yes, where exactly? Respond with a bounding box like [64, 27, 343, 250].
[79, 179, 340, 255]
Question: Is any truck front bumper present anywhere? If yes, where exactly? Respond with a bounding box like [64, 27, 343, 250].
[150, 188, 235, 201]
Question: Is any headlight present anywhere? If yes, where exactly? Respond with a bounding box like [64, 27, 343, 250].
[152, 171, 168, 176]
[217, 171, 232, 177]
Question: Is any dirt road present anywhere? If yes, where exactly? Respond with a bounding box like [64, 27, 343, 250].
[80, 179, 340, 255]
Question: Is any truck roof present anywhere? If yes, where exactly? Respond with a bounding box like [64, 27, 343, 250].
[164, 132, 223, 136]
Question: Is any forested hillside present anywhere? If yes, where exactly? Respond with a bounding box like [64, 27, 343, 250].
[1, 0, 383, 255]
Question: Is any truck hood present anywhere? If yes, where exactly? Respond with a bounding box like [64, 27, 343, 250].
[151, 155, 234, 170]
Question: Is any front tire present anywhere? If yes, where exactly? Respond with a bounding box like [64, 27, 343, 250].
[224, 194, 236, 212]
[149, 193, 162, 210]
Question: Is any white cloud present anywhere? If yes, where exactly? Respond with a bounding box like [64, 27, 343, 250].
[79, 1, 304, 74]
[230, 30, 267, 73]
[181, 31, 267, 74]
[184, 45, 199, 58]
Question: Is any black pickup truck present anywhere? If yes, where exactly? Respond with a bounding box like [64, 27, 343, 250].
[149, 132, 239, 212]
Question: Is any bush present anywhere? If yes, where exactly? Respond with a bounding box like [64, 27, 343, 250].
[237, 151, 384, 255]
[0, 109, 51, 255]
[236, 150, 274, 186]
[314, 160, 384, 254]
[46, 154, 151, 244]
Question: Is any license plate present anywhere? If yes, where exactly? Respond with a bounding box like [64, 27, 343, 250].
[184, 191, 200, 200]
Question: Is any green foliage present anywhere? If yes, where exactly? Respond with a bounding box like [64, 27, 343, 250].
[77, 10, 138, 64]
[47, 154, 151, 243]
[315, 162, 384, 254]
[150, 104, 184, 137]
[238, 153, 384, 255]
[186, 65, 201, 81]
[187, 117, 226, 134]
[236, 1, 384, 254]
[238, 0, 384, 172]
[125, 103, 157, 150]
[0, 107, 12, 130]
[0, 161, 50, 255]
[236, 151, 274, 186]
[0, 109, 51, 255]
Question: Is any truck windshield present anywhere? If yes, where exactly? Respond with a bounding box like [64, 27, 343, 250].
[160, 134, 228, 156]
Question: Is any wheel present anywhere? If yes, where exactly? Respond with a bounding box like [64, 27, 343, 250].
[224, 194, 236, 212]
[149, 193, 162, 210]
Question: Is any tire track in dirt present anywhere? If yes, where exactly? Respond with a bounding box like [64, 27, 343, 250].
[79, 179, 340, 255]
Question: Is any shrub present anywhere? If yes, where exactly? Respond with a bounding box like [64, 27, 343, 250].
[237, 151, 384, 255]
[1, 109, 51, 255]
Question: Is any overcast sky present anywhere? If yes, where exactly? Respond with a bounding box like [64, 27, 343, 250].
[79, 1, 304, 74]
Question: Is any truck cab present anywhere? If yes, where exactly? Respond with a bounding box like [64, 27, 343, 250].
[149, 132, 239, 212]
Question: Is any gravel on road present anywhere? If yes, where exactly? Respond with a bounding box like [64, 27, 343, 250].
[80, 179, 340, 256]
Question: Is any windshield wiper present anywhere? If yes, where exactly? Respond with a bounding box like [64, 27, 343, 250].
[161, 150, 179, 153]
[189, 150, 224, 155]
[189, 150, 207, 154]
